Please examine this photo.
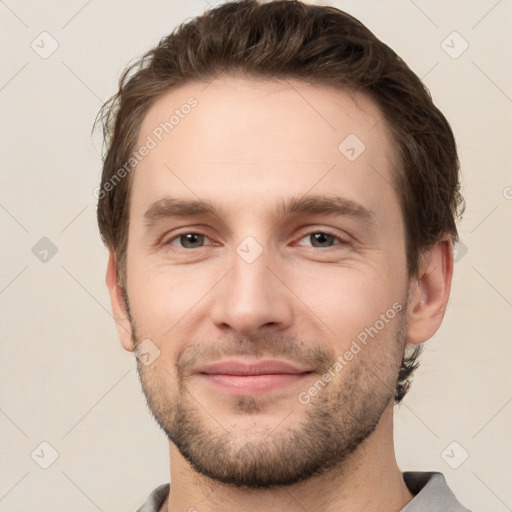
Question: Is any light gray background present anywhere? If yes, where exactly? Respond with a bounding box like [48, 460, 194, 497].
[1, 0, 511, 510]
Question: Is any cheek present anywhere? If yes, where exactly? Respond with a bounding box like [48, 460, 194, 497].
[125, 255, 218, 339]
[289, 263, 406, 345]
[125, 226, 408, 354]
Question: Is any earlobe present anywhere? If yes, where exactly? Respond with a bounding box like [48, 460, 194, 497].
[106, 250, 135, 352]
[405, 236, 454, 345]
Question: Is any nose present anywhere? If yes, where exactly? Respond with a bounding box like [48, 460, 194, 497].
[210, 244, 294, 337]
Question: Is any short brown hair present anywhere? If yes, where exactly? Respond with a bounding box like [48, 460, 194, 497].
[94, 0, 464, 402]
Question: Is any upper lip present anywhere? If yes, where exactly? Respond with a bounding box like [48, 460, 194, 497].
[197, 359, 311, 376]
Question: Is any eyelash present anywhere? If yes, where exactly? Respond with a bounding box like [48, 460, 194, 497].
[163, 229, 349, 250]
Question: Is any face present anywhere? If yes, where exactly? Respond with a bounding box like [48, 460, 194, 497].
[122, 76, 411, 487]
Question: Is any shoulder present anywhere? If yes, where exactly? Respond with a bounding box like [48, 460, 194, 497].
[135, 483, 170, 512]
[401, 472, 472, 512]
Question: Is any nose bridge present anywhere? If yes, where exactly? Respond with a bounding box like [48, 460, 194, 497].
[210, 233, 293, 335]
[232, 238, 270, 300]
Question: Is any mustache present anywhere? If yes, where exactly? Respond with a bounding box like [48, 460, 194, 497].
[175, 334, 335, 378]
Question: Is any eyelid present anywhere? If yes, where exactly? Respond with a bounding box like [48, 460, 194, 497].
[161, 226, 351, 249]
[293, 227, 351, 247]
[161, 228, 217, 248]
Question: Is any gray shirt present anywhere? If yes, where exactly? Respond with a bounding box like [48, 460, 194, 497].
[136, 472, 472, 511]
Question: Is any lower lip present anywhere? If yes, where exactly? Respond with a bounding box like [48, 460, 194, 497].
[198, 373, 311, 395]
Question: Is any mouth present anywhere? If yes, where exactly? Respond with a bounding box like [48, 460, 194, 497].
[196, 358, 313, 395]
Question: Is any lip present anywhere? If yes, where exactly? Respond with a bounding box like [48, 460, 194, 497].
[196, 358, 313, 395]
[198, 358, 310, 375]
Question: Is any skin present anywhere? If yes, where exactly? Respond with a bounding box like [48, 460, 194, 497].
[106, 76, 453, 512]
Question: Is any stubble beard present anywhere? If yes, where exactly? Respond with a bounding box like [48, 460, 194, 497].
[132, 309, 407, 489]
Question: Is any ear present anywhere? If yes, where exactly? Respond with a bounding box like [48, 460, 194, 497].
[106, 249, 135, 352]
[405, 236, 454, 344]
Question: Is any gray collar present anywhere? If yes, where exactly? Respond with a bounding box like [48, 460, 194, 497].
[136, 472, 471, 511]
[401, 472, 472, 511]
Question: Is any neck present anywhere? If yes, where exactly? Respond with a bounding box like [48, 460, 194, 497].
[164, 403, 413, 512]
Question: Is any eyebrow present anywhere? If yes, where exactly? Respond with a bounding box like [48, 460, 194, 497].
[143, 194, 375, 228]
[282, 195, 375, 222]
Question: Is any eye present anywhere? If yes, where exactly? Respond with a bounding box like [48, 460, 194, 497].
[165, 232, 211, 249]
[295, 231, 346, 248]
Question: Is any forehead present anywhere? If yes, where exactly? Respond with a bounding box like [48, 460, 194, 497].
[137, 75, 393, 158]
[130, 76, 400, 223]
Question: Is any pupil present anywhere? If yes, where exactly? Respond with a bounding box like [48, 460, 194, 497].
[312, 233, 332, 247]
[182, 233, 203, 248]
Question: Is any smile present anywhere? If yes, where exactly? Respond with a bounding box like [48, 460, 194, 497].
[196, 358, 313, 395]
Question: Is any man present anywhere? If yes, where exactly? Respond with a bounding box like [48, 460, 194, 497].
[95, 1, 470, 510]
